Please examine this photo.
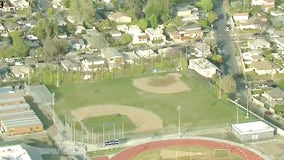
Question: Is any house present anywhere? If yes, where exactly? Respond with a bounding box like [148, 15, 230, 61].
[262, 87, 284, 106]
[193, 42, 211, 57]
[176, 4, 199, 21]
[0, 23, 8, 37]
[101, 47, 123, 64]
[158, 47, 183, 58]
[3, 22, 20, 33]
[242, 51, 265, 64]
[247, 38, 270, 50]
[145, 28, 166, 43]
[271, 10, 284, 17]
[108, 12, 132, 23]
[188, 58, 220, 78]
[83, 32, 108, 50]
[273, 37, 284, 50]
[110, 31, 122, 39]
[169, 31, 188, 42]
[81, 56, 105, 72]
[123, 51, 140, 64]
[9, 0, 29, 10]
[127, 25, 142, 35]
[75, 26, 86, 35]
[250, 60, 278, 75]
[181, 24, 203, 39]
[132, 32, 148, 45]
[69, 38, 86, 50]
[61, 60, 81, 72]
[57, 18, 67, 26]
[233, 13, 249, 22]
[116, 24, 128, 32]
[10, 65, 31, 79]
[251, 0, 275, 11]
[136, 49, 157, 59]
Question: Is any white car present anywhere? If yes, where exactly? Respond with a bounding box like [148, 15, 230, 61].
[226, 26, 230, 32]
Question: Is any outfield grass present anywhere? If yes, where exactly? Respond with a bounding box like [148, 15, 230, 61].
[133, 146, 242, 160]
[82, 114, 136, 132]
[52, 73, 256, 132]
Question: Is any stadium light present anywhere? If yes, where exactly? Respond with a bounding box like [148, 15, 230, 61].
[177, 105, 181, 135]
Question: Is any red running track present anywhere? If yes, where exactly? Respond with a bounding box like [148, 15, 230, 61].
[107, 139, 264, 160]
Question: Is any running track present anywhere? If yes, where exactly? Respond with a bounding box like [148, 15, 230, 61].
[93, 139, 264, 160]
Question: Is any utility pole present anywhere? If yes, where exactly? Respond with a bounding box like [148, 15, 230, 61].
[177, 105, 181, 135]
[52, 92, 55, 123]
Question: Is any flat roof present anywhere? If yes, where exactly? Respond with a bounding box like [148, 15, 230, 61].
[232, 121, 274, 135]
[2, 116, 42, 128]
[0, 110, 35, 120]
[0, 96, 25, 104]
[0, 145, 32, 160]
[0, 103, 30, 112]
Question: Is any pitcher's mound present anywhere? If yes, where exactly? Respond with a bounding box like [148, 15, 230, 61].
[133, 73, 189, 94]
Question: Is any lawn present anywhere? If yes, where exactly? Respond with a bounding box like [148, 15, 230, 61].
[133, 146, 242, 160]
[52, 73, 255, 133]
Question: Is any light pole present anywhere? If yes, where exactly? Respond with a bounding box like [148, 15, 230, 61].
[52, 92, 55, 123]
[245, 85, 249, 118]
[177, 105, 181, 135]
[235, 98, 240, 123]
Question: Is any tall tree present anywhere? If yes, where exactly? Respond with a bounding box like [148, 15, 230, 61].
[69, 0, 95, 25]
[207, 11, 217, 24]
[144, 0, 171, 21]
[147, 14, 158, 28]
[217, 75, 237, 99]
[10, 31, 29, 57]
[196, 0, 213, 11]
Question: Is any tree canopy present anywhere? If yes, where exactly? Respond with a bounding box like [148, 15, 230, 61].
[217, 75, 237, 99]
[278, 79, 284, 90]
[10, 31, 29, 57]
[69, 0, 95, 25]
[196, 0, 214, 11]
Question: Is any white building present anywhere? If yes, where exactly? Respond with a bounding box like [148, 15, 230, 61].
[10, 65, 30, 79]
[116, 24, 128, 32]
[233, 13, 249, 22]
[247, 38, 270, 50]
[10, 0, 29, 10]
[231, 121, 274, 141]
[0, 145, 32, 160]
[145, 28, 166, 43]
[188, 58, 220, 78]
[136, 49, 157, 59]
[108, 12, 132, 24]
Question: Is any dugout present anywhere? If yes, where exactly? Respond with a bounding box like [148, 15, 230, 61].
[231, 121, 274, 142]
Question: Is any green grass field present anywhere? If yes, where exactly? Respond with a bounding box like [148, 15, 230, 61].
[52, 73, 256, 133]
[133, 146, 242, 160]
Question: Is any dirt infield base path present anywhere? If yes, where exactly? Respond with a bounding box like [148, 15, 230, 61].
[133, 73, 189, 94]
[70, 105, 163, 132]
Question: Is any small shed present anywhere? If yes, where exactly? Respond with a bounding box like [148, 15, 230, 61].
[231, 121, 274, 142]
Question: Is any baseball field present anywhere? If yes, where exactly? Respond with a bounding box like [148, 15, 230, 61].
[52, 72, 255, 135]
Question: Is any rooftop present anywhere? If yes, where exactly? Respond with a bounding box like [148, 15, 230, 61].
[0, 96, 25, 104]
[2, 116, 42, 128]
[0, 110, 35, 120]
[232, 121, 274, 135]
[0, 103, 30, 112]
[0, 145, 32, 160]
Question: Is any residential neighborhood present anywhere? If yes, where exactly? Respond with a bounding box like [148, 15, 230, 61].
[0, 0, 284, 159]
